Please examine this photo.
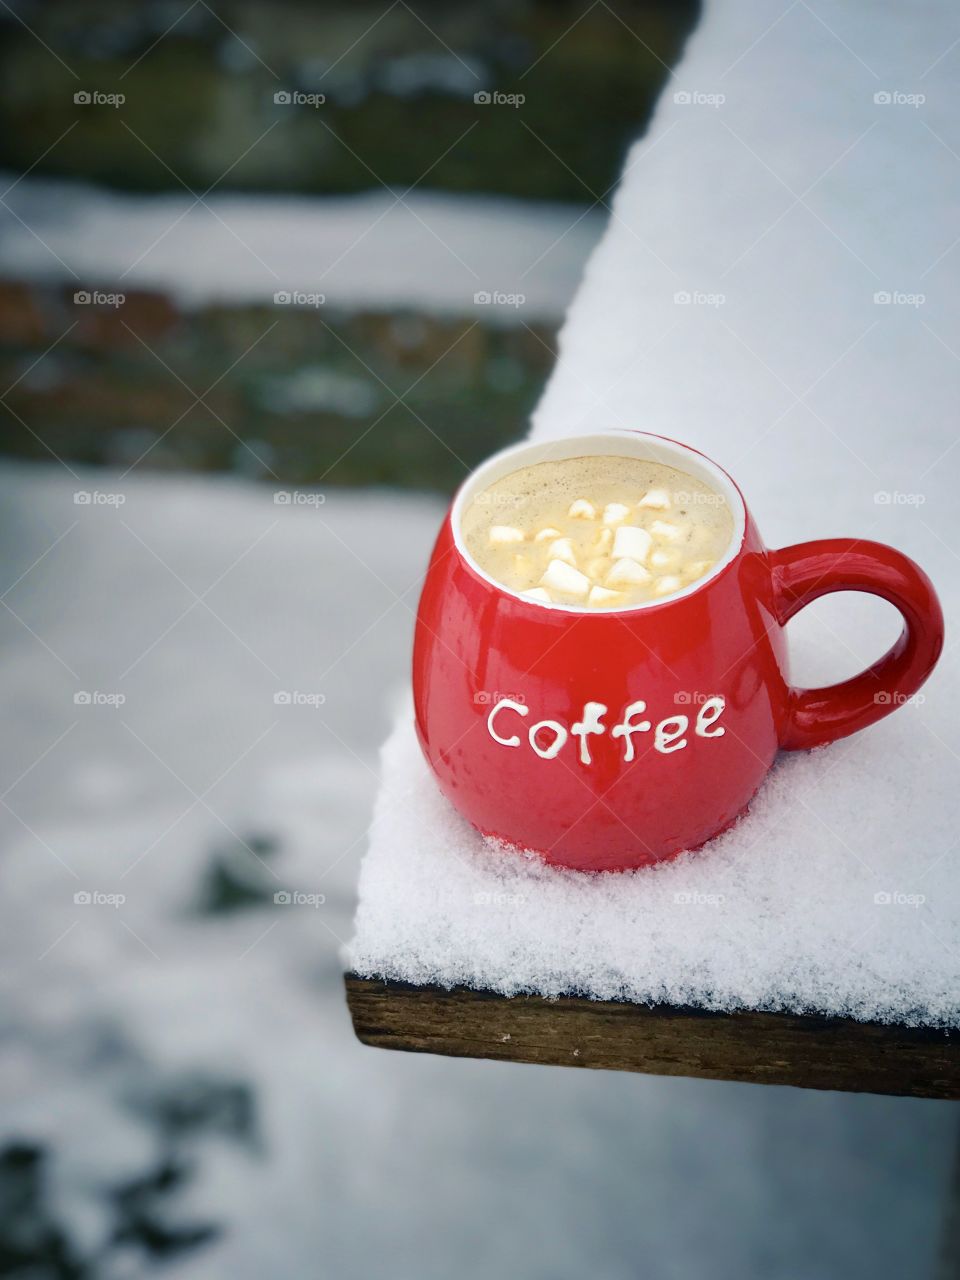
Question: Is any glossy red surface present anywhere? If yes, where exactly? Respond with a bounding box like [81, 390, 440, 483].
[412, 452, 944, 872]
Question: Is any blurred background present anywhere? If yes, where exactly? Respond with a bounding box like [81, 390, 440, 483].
[0, 2, 956, 1278]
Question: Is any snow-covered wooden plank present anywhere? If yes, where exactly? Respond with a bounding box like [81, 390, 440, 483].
[346, 976, 960, 1099]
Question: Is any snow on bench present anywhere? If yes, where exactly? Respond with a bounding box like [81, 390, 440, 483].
[346, 0, 960, 1085]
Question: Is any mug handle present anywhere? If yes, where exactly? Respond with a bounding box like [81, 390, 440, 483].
[768, 538, 944, 750]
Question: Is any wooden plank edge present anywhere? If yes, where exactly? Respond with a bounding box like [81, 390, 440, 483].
[345, 974, 960, 1099]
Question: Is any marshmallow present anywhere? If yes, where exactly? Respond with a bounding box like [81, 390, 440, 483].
[638, 488, 671, 510]
[522, 587, 551, 602]
[650, 519, 683, 542]
[606, 558, 652, 587]
[540, 559, 591, 599]
[653, 574, 682, 595]
[534, 527, 563, 543]
[586, 556, 612, 580]
[612, 525, 653, 563]
[683, 559, 716, 580]
[548, 537, 578, 566]
[602, 502, 630, 525]
[650, 548, 680, 570]
[568, 499, 597, 520]
[588, 585, 625, 607]
[489, 525, 524, 545]
[592, 527, 613, 554]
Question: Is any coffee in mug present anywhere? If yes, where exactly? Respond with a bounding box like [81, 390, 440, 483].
[462, 455, 733, 608]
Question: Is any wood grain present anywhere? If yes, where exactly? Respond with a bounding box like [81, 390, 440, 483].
[345, 975, 960, 1098]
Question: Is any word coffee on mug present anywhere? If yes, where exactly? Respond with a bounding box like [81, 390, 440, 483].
[461, 455, 733, 608]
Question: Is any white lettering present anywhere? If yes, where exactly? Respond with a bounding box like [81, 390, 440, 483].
[487, 697, 529, 747]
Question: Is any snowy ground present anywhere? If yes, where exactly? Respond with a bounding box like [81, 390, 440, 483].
[0, 461, 955, 1279]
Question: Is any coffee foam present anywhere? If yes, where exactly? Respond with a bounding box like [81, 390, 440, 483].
[461, 455, 733, 608]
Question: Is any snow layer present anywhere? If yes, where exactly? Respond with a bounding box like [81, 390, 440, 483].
[349, 0, 960, 1022]
[0, 176, 603, 320]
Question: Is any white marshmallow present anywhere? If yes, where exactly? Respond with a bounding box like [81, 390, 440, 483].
[540, 559, 591, 599]
[653, 574, 682, 595]
[489, 525, 524, 545]
[592, 527, 613, 553]
[602, 502, 630, 525]
[612, 525, 653, 563]
[522, 587, 551, 602]
[650, 547, 680, 570]
[586, 556, 612, 580]
[638, 488, 671, 510]
[588, 585, 625, 607]
[683, 559, 715, 580]
[650, 519, 683, 542]
[606, 557, 652, 587]
[534, 527, 563, 543]
[568, 499, 596, 520]
[548, 537, 578, 566]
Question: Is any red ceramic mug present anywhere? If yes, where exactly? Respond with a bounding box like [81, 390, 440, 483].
[413, 431, 944, 872]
